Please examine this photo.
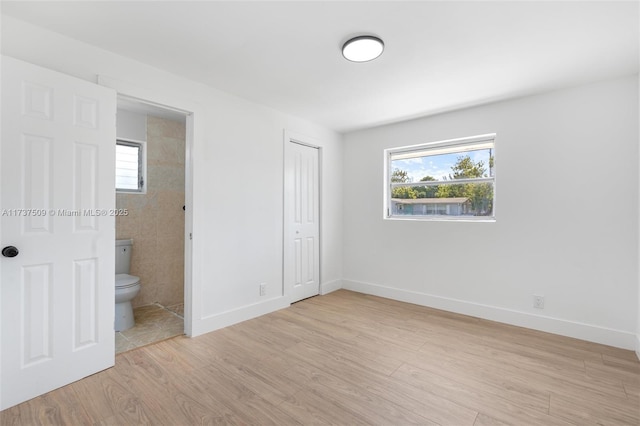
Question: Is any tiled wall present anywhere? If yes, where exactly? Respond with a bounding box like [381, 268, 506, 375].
[116, 115, 185, 308]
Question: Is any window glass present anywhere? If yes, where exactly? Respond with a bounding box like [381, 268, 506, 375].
[116, 141, 144, 192]
[386, 134, 495, 220]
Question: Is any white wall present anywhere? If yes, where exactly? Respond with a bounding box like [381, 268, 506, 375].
[343, 75, 639, 349]
[116, 109, 146, 142]
[1, 16, 343, 336]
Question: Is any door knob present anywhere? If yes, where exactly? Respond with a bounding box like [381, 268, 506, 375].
[2, 246, 19, 258]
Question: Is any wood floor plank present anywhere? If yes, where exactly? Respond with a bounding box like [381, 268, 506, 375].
[549, 392, 640, 425]
[2, 289, 638, 426]
[473, 413, 513, 426]
[192, 363, 301, 425]
[292, 329, 407, 376]
[404, 350, 551, 414]
[38, 384, 94, 425]
[171, 364, 253, 425]
[144, 336, 211, 371]
[0, 391, 93, 426]
[67, 367, 154, 423]
[280, 359, 437, 425]
[392, 363, 574, 426]
[412, 315, 604, 367]
[277, 389, 370, 426]
[417, 333, 630, 402]
[585, 359, 640, 385]
[275, 304, 361, 341]
[111, 351, 209, 425]
[419, 325, 588, 377]
[284, 340, 477, 425]
[196, 337, 301, 407]
[292, 296, 427, 350]
[602, 353, 640, 373]
[624, 380, 640, 399]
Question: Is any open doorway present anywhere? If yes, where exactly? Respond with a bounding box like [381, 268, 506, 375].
[114, 96, 190, 353]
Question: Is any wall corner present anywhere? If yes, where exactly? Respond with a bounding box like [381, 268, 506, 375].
[320, 279, 343, 295]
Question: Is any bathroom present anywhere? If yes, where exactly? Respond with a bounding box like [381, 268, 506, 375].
[114, 101, 187, 353]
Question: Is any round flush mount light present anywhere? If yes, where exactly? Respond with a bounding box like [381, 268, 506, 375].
[342, 35, 384, 62]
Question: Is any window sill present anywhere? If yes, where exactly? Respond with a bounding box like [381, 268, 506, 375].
[385, 215, 496, 223]
[116, 190, 147, 195]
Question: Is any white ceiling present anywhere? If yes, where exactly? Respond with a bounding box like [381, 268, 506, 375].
[2, 1, 638, 133]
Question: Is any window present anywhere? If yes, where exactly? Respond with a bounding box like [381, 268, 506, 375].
[116, 140, 145, 193]
[385, 133, 496, 221]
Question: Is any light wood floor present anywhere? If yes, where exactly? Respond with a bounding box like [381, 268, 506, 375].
[2, 290, 639, 425]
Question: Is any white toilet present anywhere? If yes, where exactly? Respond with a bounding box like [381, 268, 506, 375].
[115, 239, 141, 332]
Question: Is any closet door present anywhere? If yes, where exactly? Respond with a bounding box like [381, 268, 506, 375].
[285, 139, 320, 303]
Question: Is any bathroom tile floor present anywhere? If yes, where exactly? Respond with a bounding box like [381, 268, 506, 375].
[115, 303, 184, 354]
[165, 302, 184, 317]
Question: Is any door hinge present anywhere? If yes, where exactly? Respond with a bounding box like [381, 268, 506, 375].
[189, 232, 193, 240]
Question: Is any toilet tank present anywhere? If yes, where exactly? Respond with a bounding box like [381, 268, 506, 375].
[115, 239, 133, 274]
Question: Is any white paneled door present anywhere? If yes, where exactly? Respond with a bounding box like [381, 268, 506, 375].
[0, 56, 116, 410]
[285, 139, 320, 303]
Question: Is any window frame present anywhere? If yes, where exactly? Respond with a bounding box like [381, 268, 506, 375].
[384, 133, 496, 222]
[116, 139, 147, 194]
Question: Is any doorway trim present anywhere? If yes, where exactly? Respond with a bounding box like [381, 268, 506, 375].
[99, 76, 196, 336]
[283, 130, 322, 303]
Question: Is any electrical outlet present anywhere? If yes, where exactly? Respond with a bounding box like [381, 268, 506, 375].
[259, 283, 266, 296]
[533, 295, 545, 309]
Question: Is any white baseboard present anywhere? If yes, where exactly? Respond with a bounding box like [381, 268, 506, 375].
[190, 296, 290, 337]
[320, 279, 342, 295]
[343, 279, 636, 351]
[188, 280, 343, 338]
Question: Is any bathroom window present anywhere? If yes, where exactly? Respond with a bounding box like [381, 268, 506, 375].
[116, 140, 145, 193]
[385, 133, 496, 221]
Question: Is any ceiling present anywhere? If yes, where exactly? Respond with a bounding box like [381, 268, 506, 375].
[2, 1, 638, 133]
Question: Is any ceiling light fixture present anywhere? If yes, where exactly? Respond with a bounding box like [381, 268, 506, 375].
[342, 35, 384, 62]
